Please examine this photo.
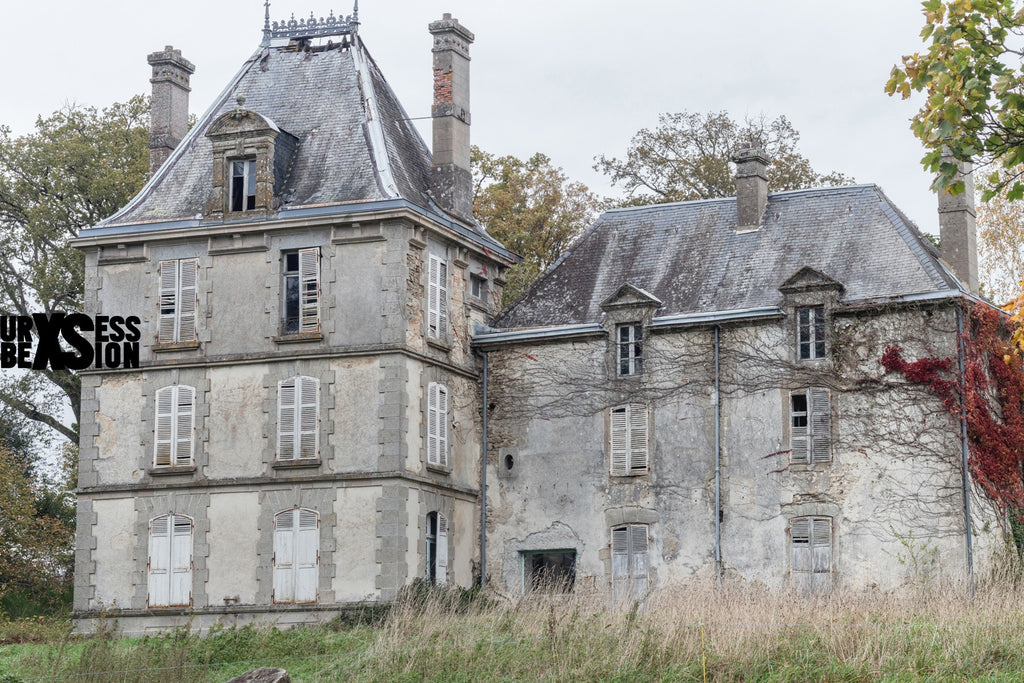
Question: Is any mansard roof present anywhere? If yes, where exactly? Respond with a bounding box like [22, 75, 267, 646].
[84, 33, 510, 258]
[494, 184, 962, 328]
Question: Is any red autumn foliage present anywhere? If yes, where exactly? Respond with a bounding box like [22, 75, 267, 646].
[880, 304, 1024, 511]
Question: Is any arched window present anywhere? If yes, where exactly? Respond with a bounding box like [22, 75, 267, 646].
[148, 514, 193, 607]
[273, 508, 319, 603]
[277, 376, 319, 460]
[425, 511, 448, 585]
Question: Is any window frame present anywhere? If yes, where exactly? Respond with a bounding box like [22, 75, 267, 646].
[277, 376, 320, 461]
[427, 382, 450, 469]
[790, 516, 832, 589]
[153, 385, 196, 468]
[230, 158, 257, 212]
[611, 523, 649, 602]
[148, 513, 193, 608]
[617, 323, 643, 376]
[789, 388, 831, 464]
[796, 306, 826, 360]
[425, 511, 449, 585]
[281, 248, 321, 335]
[272, 508, 320, 604]
[157, 258, 199, 344]
[427, 254, 449, 340]
[523, 549, 576, 593]
[609, 403, 649, 476]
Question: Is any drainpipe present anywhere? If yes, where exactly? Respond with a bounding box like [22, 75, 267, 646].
[714, 325, 722, 595]
[478, 349, 489, 590]
[956, 306, 974, 592]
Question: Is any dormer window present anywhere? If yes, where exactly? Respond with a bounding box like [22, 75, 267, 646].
[617, 324, 643, 376]
[231, 160, 257, 212]
[797, 306, 826, 360]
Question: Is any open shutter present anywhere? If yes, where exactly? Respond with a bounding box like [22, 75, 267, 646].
[791, 517, 811, 574]
[158, 261, 178, 343]
[628, 405, 648, 472]
[295, 509, 319, 603]
[437, 259, 448, 337]
[278, 379, 297, 460]
[154, 388, 174, 467]
[427, 255, 440, 337]
[611, 526, 629, 602]
[437, 384, 449, 468]
[177, 259, 198, 342]
[810, 389, 831, 463]
[273, 510, 295, 603]
[174, 386, 195, 466]
[436, 514, 448, 585]
[298, 377, 319, 459]
[629, 524, 649, 597]
[298, 248, 320, 333]
[790, 394, 808, 464]
[610, 408, 628, 475]
[170, 516, 193, 606]
[427, 383, 439, 465]
[148, 516, 170, 607]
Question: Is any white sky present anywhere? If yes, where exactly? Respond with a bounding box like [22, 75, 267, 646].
[4, 0, 937, 229]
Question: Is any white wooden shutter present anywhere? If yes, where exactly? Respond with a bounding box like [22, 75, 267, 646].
[148, 516, 171, 606]
[298, 248, 320, 333]
[436, 514, 448, 586]
[277, 379, 297, 460]
[154, 387, 175, 467]
[298, 377, 319, 459]
[273, 510, 295, 603]
[428, 383, 448, 467]
[169, 516, 193, 606]
[629, 524, 649, 597]
[610, 407, 628, 476]
[811, 518, 832, 573]
[810, 389, 831, 463]
[438, 259, 448, 336]
[158, 260, 178, 343]
[790, 394, 808, 464]
[295, 509, 319, 603]
[177, 258, 198, 342]
[791, 517, 811, 574]
[628, 405, 649, 473]
[428, 255, 447, 338]
[611, 526, 629, 602]
[174, 386, 195, 466]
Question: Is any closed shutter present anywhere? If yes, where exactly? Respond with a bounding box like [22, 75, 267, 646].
[169, 516, 193, 606]
[273, 510, 295, 603]
[154, 387, 175, 467]
[810, 389, 831, 463]
[611, 526, 629, 602]
[437, 259, 448, 337]
[428, 255, 447, 338]
[791, 517, 811, 573]
[148, 516, 170, 606]
[791, 393, 808, 464]
[298, 248, 320, 333]
[436, 514, 448, 585]
[628, 405, 648, 472]
[295, 509, 319, 603]
[298, 377, 318, 459]
[610, 408, 628, 475]
[158, 261, 178, 343]
[629, 524, 649, 597]
[154, 386, 194, 467]
[177, 258, 198, 342]
[428, 383, 448, 467]
[811, 518, 832, 573]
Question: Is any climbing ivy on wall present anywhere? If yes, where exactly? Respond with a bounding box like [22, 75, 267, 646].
[880, 304, 1024, 514]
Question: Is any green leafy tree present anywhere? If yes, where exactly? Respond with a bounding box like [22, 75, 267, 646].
[472, 146, 602, 303]
[0, 96, 149, 443]
[886, 0, 1024, 198]
[594, 111, 853, 206]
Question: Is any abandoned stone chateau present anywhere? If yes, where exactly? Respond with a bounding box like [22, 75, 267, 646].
[71, 7, 1004, 632]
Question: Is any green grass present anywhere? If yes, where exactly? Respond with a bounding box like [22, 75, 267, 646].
[5, 582, 1024, 681]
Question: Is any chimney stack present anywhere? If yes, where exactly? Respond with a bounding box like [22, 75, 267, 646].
[937, 152, 979, 294]
[147, 46, 195, 176]
[733, 145, 770, 231]
[428, 14, 474, 222]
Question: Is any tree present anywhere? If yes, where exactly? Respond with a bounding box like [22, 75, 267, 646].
[0, 96, 149, 443]
[472, 146, 602, 303]
[593, 111, 853, 207]
[886, 0, 1024, 199]
[977, 180, 1024, 303]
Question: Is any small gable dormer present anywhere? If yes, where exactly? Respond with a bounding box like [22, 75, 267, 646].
[205, 96, 298, 220]
[779, 267, 844, 363]
[601, 283, 663, 378]
[778, 267, 845, 305]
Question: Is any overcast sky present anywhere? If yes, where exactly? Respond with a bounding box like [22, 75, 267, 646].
[4, 1, 938, 231]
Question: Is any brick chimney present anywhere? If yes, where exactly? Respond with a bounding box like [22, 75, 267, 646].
[147, 46, 195, 176]
[937, 152, 979, 294]
[733, 144, 770, 231]
[428, 14, 474, 222]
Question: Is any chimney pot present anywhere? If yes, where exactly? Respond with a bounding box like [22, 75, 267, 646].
[937, 151, 979, 293]
[733, 144, 770, 231]
[147, 46, 195, 177]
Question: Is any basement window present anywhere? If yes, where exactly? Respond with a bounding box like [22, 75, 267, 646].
[230, 159, 257, 212]
[524, 550, 576, 593]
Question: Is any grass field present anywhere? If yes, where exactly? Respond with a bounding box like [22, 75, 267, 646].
[3, 581, 1024, 681]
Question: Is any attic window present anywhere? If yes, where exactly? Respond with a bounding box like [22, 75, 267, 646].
[797, 306, 826, 360]
[231, 160, 257, 212]
[617, 324, 643, 376]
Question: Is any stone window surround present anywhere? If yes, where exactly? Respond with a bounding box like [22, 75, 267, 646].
[416, 489, 455, 583]
[419, 366, 454, 475]
[139, 369, 212, 480]
[130, 491, 210, 611]
[262, 361, 336, 475]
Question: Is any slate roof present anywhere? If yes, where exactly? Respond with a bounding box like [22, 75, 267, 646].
[91, 35, 507, 255]
[494, 185, 962, 328]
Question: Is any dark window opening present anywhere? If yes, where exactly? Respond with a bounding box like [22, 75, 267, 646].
[470, 274, 487, 299]
[231, 159, 257, 212]
[283, 251, 300, 334]
[791, 394, 808, 428]
[525, 550, 576, 592]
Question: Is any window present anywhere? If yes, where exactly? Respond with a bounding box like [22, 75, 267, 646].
[230, 159, 257, 212]
[610, 404, 649, 476]
[470, 273, 487, 300]
[158, 258, 198, 344]
[791, 516, 832, 592]
[148, 514, 192, 607]
[617, 324, 643, 376]
[427, 255, 448, 339]
[154, 385, 195, 468]
[797, 306, 826, 360]
[427, 382, 449, 468]
[273, 508, 319, 604]
[282, 248, 321, 334]
[612, 524, 649, 601]
[790, 389, 831, 464]
[425, 512, 449, 585]
[524, 550, 576, 592]
[277, 376, 319, 461]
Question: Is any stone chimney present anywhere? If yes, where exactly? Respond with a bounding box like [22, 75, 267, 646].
[937, 152, 979, 294]
[147, 46, 195, 176]
[428, 14, 474, 222]
[733, 145, 770, 231]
